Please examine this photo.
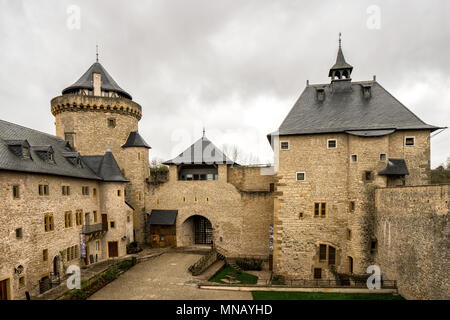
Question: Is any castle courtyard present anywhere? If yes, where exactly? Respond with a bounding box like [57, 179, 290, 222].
[88, 252, 251, 300]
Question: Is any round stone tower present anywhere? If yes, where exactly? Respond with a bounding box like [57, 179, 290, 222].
[51, 59, 151, 243]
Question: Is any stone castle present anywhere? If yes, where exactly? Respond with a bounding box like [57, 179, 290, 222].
[0, 41, 448, 300]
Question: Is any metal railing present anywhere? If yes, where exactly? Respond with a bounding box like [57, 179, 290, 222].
[202, 278, 397, 289]
[81, 223, 107, 235]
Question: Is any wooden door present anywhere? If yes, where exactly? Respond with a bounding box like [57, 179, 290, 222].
[102, 214, 108, 230]
[151, 234, 160, 248]
[0, 279, 8, 300]
[108, 241, 118, 257]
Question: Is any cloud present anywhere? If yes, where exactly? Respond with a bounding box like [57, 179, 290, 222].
[0, 0, 448, 167]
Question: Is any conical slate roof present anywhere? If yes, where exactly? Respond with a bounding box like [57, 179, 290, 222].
[62, 62, 132, 100]
[122, 131, 151, 149]
[328, 47, 353, 77]
[163, 135, 235, 165]
[81, 150, 128, 182]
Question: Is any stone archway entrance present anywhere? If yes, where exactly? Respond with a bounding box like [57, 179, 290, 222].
[181, 215, 213, 246]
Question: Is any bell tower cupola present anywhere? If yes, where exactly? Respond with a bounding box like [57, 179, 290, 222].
[328, 33, 353, 82]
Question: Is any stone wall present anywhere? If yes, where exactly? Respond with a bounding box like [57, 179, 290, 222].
[0, 171, 132, 299]
[374, 184, 449, 300]
[145, 164, 274, 258]
[273, 130, 431, 280]
[228, 166, 274, 191]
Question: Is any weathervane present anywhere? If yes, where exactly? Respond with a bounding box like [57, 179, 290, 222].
[96, 44, 99, 62]
[202, 127, 206, 138]
[339, 32, 342, 48]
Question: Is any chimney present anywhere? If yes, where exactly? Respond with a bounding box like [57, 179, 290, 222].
[93, 72, 101, 96]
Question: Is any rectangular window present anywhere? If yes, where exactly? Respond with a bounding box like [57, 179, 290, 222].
[62, 186, 70, 196]
[110, 221, 116, 229]
[349, 201, 355, 212]
[314, 203, 320, 217]
[319, 244, 327, 261]
[137, 152, 142, 160]
[43, 249, 48, 262]
[405, 137, 415, 146]
[314, 268, 322, 279]
[280, 141, 289, 150]
[82, 186, 89, 195]
[351, 154, 358, 162]
[320, 203, 326, 217]
[327, 139, 337, 149]
[75, 210, 83, 226]
[44, 213, 54, 232]
[364, 171, 372, 181]
[370, 240, 378, 254]
[347, 228, 352, 240]
[379, 153, 387, 161]
[39, 184, 49, 196]
[13, 185, 20, 199]
[15, 228, 23, 239]
[108, 118, 116, 128]
[64, 211, 72, 228]
[328, 246, 336, 265]
[138, 192, 143, 201]
[93, 188, 97, 196]
[93, 211, 98, 223]
[117, 190, 121, 197]
[296, 172, 306, 181]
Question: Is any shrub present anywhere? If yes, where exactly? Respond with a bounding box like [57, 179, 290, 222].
[236, 258, 263, 271]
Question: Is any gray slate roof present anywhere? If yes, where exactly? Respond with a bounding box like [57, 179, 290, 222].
[378, 158, 409, 176]
[81, 151, 128, 182]
[62, 62, 132, 100]
[148, 210, 178, 225]
[0, 119, 100, 180]
[272, 81, 441, 138]
[163, 136, 235, 165]
[122, 131, 151, 149]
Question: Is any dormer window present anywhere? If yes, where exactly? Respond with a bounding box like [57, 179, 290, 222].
[62, 151, 82, 167]
[6, 140, 31, 159]
[316, 88, 325, 101]
[23, 147, 30, 158]
[32, 146, 55, 163]
[361, 85, 372, 99]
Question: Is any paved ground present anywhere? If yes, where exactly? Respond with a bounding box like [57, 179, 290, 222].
[89, 252, 252, 300]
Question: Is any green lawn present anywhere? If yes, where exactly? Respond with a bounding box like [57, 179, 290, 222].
[209, 266, 258, 284]
[251, 291, 404, 300]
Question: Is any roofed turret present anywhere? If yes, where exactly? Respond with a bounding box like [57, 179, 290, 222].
[62, 61, 132, 100]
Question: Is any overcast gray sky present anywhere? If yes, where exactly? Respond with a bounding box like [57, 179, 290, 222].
[1, 0, 449, 167]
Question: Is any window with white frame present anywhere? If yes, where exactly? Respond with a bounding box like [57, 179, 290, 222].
[327, 139, 337, 149]
[405, 137, 415, 146]
[280, 141, 290, 150]
[296, 172, 306, 181]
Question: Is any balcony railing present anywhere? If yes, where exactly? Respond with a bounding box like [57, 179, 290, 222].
[82, 223, 107, 235]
